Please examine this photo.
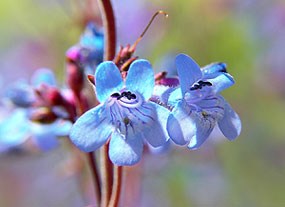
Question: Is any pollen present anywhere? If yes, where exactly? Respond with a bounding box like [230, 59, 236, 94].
[202, 111, 208, 117]
[123, 117, 130, 125]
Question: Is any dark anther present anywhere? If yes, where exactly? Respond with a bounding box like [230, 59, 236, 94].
[111, 93, 121, 98]
[130, 94, 136, 99]
[203, 81, 212, 86]
[190, 84, 201, 90]
[124, 91, 136, 100]
[114, 91, 137, 100]
[190, 80, 212, 90]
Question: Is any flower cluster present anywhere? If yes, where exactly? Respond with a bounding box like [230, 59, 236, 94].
[0, 22, 104, 154]
[70, 60, 169, 165]
[70, 53, 241, 166]
[0, 68, 73, 152]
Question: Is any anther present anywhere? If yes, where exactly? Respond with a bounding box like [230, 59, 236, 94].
[111, 93, 121, 98]
[190, 80, 212, 90]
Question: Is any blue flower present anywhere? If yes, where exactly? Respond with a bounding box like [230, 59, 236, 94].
[5, 68, 56, 108]
[66, 22, 104, 75]
[167, 54, 241, 149]
[0, 109, 72, 152]
[0, 68, 72, 152]
[5, 80, 36, 107]
[29, 119, 72, 151]
[70, 60, 169, 166]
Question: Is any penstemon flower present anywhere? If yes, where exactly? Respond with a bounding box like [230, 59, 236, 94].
[167, 54, 241, 149]
[70, 59, 169, 166]
[0, 68, 72, 152]
[66, 22, 104, 75]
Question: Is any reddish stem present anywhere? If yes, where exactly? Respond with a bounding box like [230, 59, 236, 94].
[108, 166, 123, 207]
[97, 0, 117, 206]
[97, 0, 116, 61]
[100, 143, 113, 207]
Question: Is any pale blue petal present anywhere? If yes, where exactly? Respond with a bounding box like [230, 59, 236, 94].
[31, 123, 59, 151]
[6, 81, 35, 107]
[168, 87, 183, 106]
[31, 68, 56, 87]
[175, 54, 202, 95]
[70, 105, 113, 152]
[218, 100, 241, 140]
[167, 101, 195, 145]
[0, 109, 30, 150]
[141, 102, 169, 147]
[187, 119, 215, 149]
[126, 60, 154, 100]
[109, 131, 144, 166]
[208, 73, 235, 94]
[54, 120, 72, 137]
[184, 88, 212, 104]
[195, 96, 225, 116]
[152, 85, 174, 105]
[95, 61, 123, 103]
[201, 62, 227, 79]
[147, 139, 171, 154]
[80, 22, 104, 49]
[187, 97, 224, 149]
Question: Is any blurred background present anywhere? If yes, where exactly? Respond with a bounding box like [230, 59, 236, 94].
[1, 0, 285, 206]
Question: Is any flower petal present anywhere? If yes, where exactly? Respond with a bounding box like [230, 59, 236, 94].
[70, 105, 113, 152]
[208, 73, 235, 94]
[31, 123, 59, 151]
[168, 87, 183, 106]
[95, 61, 123, 103]
[109, 131, 144, 166]
[0, 109, 30, 150]
[218, 100, 241, 140]
[141, 102, 169, 147]
[126, 59, 154, 100]
[187, 111, 216, 149]
[167, 101, 195, 145]
[6, 81, 35, 107]
[31, 68, 56, 87]
[175, 54, 202, 95]
[54, 120, 72, 137]
[201, 62, 227, 79]
[187, 96, 225, 149]
[195, 96, 225, 116]
[147, 139, 171, 154]
[152, 85, 175, 105]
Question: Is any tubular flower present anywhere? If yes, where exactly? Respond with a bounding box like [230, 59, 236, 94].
[0, 69, 72, 152]
[167, 54, 241, 149]
[70, 60, 169, 166]
[66, 22, 104, 75]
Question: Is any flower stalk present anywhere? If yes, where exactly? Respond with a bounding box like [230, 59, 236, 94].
[108, 165, 123, 207]
[97, 0, 120, 206]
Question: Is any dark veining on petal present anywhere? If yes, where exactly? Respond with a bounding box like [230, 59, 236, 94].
[130, 122, 135, 134]
[121, 106, 147, 124]
[109, 107, 116, 124]
[135, 108, 155, 121]
[141, 104, 153, 112]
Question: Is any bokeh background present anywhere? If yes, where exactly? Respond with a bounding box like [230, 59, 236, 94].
[1, 0, 285, 206]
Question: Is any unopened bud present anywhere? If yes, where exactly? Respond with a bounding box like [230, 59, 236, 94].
[29, 107, 57, 124]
